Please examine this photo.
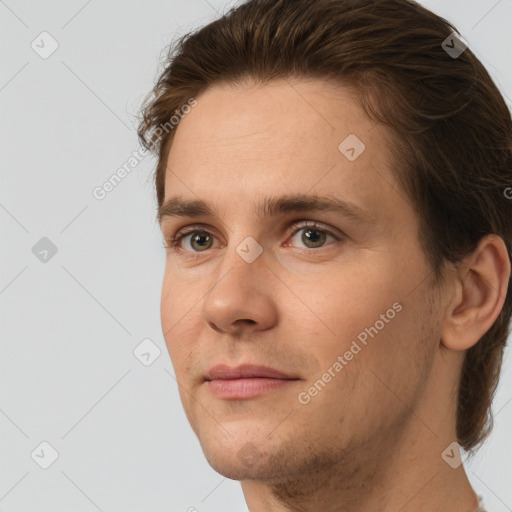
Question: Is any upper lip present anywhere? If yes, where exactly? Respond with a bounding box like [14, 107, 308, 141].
[205, 364, 298, 381]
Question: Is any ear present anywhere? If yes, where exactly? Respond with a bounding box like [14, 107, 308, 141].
[441, 234, 511, 351]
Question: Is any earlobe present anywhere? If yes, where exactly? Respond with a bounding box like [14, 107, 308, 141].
[441, 234, 511, 351]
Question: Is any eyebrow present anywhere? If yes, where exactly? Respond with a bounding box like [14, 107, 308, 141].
[157, 193, 375, 226]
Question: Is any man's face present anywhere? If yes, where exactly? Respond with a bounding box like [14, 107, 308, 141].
[159, 78, 443, 481]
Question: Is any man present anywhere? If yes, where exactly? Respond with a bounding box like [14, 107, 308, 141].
[138, 0, 512, 510]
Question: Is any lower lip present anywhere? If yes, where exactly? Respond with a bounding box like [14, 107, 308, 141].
[206, 378, 298, 399]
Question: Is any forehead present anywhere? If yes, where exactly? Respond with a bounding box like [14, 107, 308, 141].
[168, 78, 375, 164]
[163, 77, 402, 223]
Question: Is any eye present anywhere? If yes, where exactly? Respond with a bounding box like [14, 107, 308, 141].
[286, 221, 340, 249]
[166, 229, 218, 253]
[163, 221, 344, 256]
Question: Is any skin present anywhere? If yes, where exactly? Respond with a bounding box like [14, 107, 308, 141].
[159, 77, 510, 512]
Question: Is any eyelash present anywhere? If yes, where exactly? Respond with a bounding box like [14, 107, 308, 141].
[163, 221, 344, 257]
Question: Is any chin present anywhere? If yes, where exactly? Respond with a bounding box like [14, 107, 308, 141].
[201, 447, 268, 480]
[197, 433, 277, 481]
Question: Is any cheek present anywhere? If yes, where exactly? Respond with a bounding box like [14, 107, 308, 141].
[354, 292, 437, 405]
[299, 307, 434, 441]
[160, 274, 200, 365]
[290, 256, 428, 395]
[287, 259, 402, 346]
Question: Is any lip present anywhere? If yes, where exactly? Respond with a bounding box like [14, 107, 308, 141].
[204, 364, 300, 400]
[205, 364, 296, 381]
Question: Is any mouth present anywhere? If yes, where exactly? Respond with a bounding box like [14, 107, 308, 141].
[204, 364, 301, 400]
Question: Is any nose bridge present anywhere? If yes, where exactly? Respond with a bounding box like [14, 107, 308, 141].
[212, 232, 266, 293]
[201, 230, 276, 333]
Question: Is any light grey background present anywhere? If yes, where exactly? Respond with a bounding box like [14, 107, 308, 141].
[1, 1, 511, 511]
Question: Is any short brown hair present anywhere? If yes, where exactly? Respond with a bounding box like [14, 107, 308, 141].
[137, 0, 512, 452]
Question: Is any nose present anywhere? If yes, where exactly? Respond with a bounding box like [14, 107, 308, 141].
[202, 242, 278, 336]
